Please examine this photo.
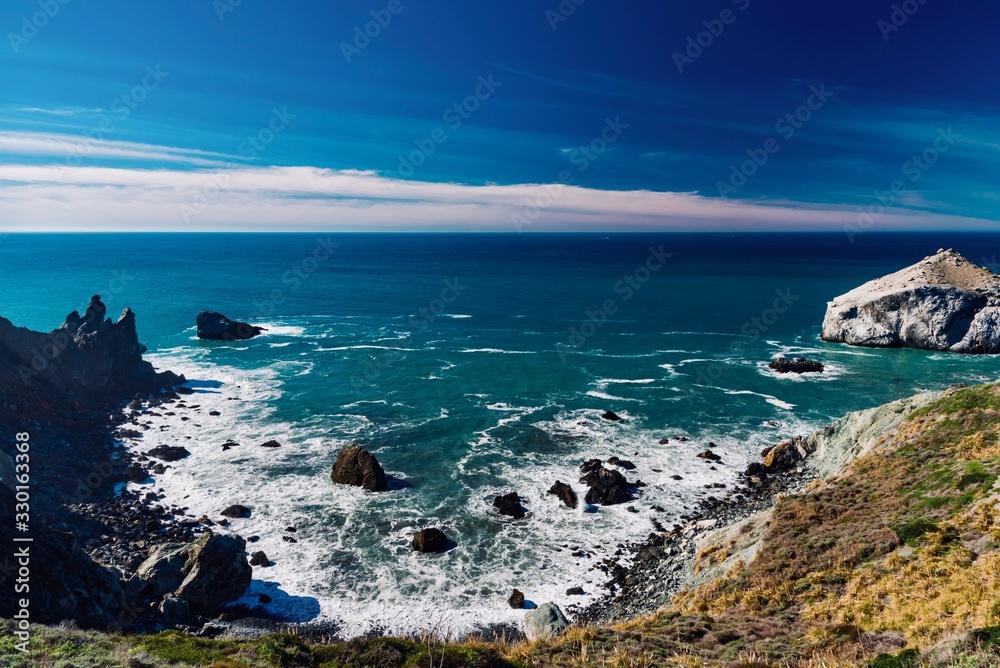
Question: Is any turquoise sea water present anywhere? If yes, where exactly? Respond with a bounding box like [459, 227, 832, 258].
[4, 232, 1000, 635]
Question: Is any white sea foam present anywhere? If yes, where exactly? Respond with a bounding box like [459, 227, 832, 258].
[439, 314, 473, 319]
[757, 359, 847, 382]
[459, 348, 535, 354]
[723, 389, 796, 410]
[584, 390, 643, 402]
[133, 340, 817, 639]
[257, 323, 308, 337]
[595, 378, 656, 386]
[315, 345, 418, 352]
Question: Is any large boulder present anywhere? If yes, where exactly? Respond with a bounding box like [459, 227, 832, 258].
[412, 528, 449, 553]
[822, 249, 1000, 353]
[331, 445, 387, 491]
[762, 435, 810, 473]
[196, 311, 265, 341]
[524, 602, 569, 641]
[137, 531, 252, 616]
[0, 479, 132, 630]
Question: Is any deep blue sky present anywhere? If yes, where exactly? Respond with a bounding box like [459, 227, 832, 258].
[1, 0, 999, 230]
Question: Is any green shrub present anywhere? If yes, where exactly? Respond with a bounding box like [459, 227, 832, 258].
[893, 518, 939, 545]
[257, 633, 314, 667]
[865, 648, 919, 668]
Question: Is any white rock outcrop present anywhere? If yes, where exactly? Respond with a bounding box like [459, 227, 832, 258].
[822, 249, 1000, 353]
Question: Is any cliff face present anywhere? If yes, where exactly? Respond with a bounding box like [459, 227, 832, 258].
[822, 249, 1000, 353]
[686, 390, 943, 591]
[0, 297, 190, 631]
[0, 295, 183, 404]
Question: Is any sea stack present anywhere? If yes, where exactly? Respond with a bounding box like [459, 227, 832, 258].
[821, 249, 1000, 353]
[196, 311, 265, 341]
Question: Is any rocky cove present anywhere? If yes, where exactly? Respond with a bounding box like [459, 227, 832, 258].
[4, 246, 1000, 660]
[0, 295, 824, 638]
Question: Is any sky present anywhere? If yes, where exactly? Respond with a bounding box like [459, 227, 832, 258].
[0, 0, 998, 232]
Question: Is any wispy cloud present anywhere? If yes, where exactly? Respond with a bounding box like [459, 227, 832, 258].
[17, 107, 99, 117]
[0, 162, 993, 233]
[0, 131, 236, 167]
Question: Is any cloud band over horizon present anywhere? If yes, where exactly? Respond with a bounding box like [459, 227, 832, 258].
[0, 157, 996, 234]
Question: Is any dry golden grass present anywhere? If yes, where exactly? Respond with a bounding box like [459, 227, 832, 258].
[658, 384, 1000, 665]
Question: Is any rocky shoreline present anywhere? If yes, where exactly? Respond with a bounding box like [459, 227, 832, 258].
[574, 444, 815, 626]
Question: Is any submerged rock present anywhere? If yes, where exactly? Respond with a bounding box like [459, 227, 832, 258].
[769, 356, 824, 374]
[822, 249, 1000, 353]
[547, 481, 578, 509]
[524, 602, 569, 641]
[249, 551, 270, 567]
[412, 528, 449, 553]
[330, 445, 387, 491]
[601, 410, 622, 421]
[493, 492, 526, 519]
[196, 311, 265, 341]
[607, 456, 636, 470]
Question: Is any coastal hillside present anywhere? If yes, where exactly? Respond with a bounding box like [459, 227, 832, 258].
[6, 382, 1000, 667]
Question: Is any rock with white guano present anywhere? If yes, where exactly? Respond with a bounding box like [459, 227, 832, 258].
[821, 249, 1000, 353]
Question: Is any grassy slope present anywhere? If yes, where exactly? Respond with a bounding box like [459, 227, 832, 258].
[7, 384, 1000, 667]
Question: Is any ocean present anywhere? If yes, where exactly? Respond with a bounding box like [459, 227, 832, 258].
[5, 232, 1000, 637]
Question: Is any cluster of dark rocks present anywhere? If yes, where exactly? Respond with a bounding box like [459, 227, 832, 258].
[576, 436, 816, 626]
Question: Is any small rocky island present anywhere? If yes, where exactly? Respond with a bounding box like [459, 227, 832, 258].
[196, 311, 265, 341]
[822, 249, 1000, 353]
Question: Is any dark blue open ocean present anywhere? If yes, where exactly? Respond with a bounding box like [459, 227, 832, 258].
[4, 232, 1000, 635]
